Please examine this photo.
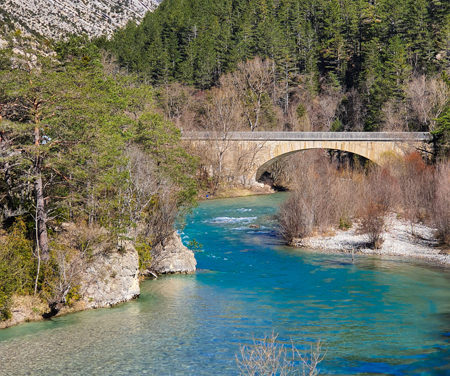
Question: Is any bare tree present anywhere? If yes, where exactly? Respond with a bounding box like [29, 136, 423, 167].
[48, 245, 84, 305]
[201, 86, 241, 192]
[278, 189, 315, 243]
[381, 99, 408, 131]
[234, 142, 267, 187]
[224, 57, 274, 131]
[158, 82, 197, 130]
[406, 75, 448, 131]
[124, 146, 178, 245]
[357, 202, 386, 249]
[297, 82, 343, 132]
[277, 153, 348, 242]
[395, 153, 434, 234]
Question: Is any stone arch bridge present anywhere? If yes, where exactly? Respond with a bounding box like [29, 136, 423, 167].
[183, 132, 431, 184]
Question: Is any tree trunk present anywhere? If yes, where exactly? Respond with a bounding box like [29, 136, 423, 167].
[35, 173, 49, 259]
[34, 123, 49, 260]
[34, 204, 41, 295]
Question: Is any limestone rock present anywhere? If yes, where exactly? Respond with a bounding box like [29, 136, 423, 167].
[149, 232, 197, 275]
[1, 0, 160, 39]
[78, 241, 140, 309]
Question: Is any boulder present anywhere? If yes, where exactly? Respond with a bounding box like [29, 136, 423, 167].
[148, 232, 197, 275]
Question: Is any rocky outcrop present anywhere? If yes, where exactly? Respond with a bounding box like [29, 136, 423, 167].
[147, 232, 197, 275]
[78, 242, 140, 309]
[1, 0, 159, 39]
[0, 230, 195, 329]
[0, 239, 141, 329]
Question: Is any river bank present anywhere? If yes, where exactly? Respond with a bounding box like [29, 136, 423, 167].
[198, 185, 274, 200]
[293, 214, 450, 267]
[0, 231, 196, 330]
[200, 188, 450, 267]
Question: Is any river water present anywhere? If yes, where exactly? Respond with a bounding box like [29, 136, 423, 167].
[0, 193, 449, 375]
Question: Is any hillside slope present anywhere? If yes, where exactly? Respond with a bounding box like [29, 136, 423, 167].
[0, 0, 160, 39]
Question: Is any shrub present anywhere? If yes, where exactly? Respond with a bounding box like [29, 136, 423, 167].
[339, 216, 352, 230]
[41, 241, 85, 309]
[0, 219, 35, 320]
[135, 240, 152, 271]
[236, 332, 324, 376]
[358, 203, 386, 249]
[276, 152, 447, 247]
[433, 163, 450, 246]
[278, 191, 314, 243]
[395, 153, 435, 228]
[65, 285, 81, 306]
[277, 154, 359, 242]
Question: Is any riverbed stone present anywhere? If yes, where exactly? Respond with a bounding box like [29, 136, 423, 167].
[148, 232, 197, 275]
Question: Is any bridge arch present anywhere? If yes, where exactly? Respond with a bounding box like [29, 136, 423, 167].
[255, 146, 373, 182]
[251, 138, 410, 184]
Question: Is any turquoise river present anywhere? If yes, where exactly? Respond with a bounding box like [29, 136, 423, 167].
[0, 193, 449, 375]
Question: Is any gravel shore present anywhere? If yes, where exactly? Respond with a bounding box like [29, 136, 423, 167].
[293, 215, 450, 266]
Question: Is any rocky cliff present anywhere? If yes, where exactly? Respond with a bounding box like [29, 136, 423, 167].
[0, 0, 159, 39]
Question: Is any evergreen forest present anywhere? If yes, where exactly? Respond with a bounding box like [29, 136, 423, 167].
[108, 0, 449, 135]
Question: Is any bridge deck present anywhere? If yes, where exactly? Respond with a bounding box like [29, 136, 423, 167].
[182, 131, 431, 142]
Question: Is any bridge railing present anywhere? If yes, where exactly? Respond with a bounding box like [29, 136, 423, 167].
[182, 131, 431, 142]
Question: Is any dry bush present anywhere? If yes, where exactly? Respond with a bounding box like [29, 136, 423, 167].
[276, 150, 366, 242]
[283, 95, 311, 131]
[279, 190, 315, 243]
[393, 153, 435, 231]
[233, 142, 267, 187]
[299, 82, 343, 132]
[269, 150, 331, 189]
[277, 150, 445, 246]
[433, 162, 450, 245]
[278, 155, 352, 242]
[43, 222, 111, 309]
[236, 333, 324, 376]
[353, 167, 395, 249]
[362, 166, 397, 213]
[333, 171, 361, 230]
[59, 222, 113, 257]
[199, 86, 241, 192]
[357, 203, 386, 249]
[157, 82, 197, 129]
[44, 244, 84, 307]
[276, 152, 394, 244]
